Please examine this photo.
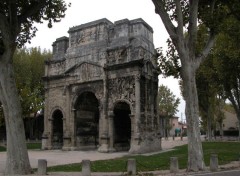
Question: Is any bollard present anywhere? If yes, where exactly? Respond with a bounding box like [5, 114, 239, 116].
[127, 158, 136, 175]
[210, 154, 218, 172]
[82, 159, 91, 176]
[170, 157, 179, 173]
[38, 159, 47, 175]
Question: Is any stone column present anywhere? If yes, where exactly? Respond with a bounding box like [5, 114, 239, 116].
[47, 118, 53, 149]
[63, 85, 71, 150]
[108, 111, 116, 152]
[151, 78, 154, 129]
[70, 109, 77, 150]
[42, 88, 49, 150]
[130, 114, 135, 145]
[134, 74, 141, 139]
[98, 66, 109, 152]
[63, 117, 71, 150]
[144, 80, 148, 128]
[129, 74, 141, 153]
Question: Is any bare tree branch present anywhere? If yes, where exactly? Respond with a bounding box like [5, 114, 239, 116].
[175, 0, 184, 38]
[196, 32, 215, 67]
[210, 0, 217, 13]
[152, 0, 177, 40]
[188, 0, 199, 54]
[0, 13, 12, 49]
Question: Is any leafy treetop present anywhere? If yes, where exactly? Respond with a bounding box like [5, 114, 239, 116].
[0, 0, 70, 51]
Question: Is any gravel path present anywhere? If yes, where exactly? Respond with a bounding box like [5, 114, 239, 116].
[0, 137, 201, 176]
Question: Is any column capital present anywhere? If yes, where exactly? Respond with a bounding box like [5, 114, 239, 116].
[108, 111, 114, 118]
[135, 74, 141, 81]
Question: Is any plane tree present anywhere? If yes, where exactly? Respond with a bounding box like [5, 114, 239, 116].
[158, 84, 180, 137]
[212, 16, 240, 139]
[0, 0, 69, 174]
[152, 0, 227, 171]
[13, 47, 51, 117]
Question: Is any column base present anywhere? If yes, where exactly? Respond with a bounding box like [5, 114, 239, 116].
[98, 144, 109, 153]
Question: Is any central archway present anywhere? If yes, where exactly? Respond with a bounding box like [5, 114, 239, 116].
[74, 91, 99, 150]
[113, 101, 131, 151]
[52, 109, 63, 149]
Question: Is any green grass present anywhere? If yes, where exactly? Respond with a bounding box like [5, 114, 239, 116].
[0, 142, 41, 152]
[26, 142, 41, 150]
[0, 145, 5, 152]
[48, 141, 240, 172]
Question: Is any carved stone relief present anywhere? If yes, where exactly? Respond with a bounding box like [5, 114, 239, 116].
[107, 48, 127, 64]
[70, 63, 102, 82]
[108, 76, 135, 104]
[49, 61, 66, 75]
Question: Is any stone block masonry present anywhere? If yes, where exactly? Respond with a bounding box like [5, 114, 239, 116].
[42, 18, 162, 154]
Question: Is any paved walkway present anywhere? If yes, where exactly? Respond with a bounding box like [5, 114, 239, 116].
[0, 137, 188, 175]
[1, 137, 239, 175]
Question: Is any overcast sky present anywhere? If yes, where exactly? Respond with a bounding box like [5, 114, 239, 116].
[27, 0, 185, 120]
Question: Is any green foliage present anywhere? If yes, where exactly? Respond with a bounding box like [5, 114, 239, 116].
[198, 1, 229, 34]
[224, 0, 240, 21]
[47, 142, 240, 172]
[0, 47, 49, 124]
[162, 0, 189, 27]
[196, 55, 224, 130]
[211, 15, 240, 121]
[0, 0, 70, 48]
[158, 84, 180, 117]
[157, 41, 181, 79]
[13, 47, 51, 117]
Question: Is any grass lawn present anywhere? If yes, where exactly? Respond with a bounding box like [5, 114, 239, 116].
[0, 142, 41, 152]
[0, 146, 5, 152]
[48, 141, 240, 172]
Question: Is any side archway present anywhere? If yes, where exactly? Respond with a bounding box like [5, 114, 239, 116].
[52, 109, 63, 149]
[113, 101, 131, 151]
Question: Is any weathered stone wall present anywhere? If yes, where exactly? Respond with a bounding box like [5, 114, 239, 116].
[43, 18, 161, 153]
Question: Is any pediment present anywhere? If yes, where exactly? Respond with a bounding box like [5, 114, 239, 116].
[65, 61, 103, 81]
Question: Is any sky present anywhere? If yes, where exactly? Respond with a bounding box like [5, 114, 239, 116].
[27, 0, 185, 120]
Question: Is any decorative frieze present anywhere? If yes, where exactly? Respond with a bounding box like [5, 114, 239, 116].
[108, 76, 135, 103]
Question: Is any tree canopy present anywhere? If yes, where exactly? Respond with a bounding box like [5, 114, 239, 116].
[13, 47, 51, 117]
[212, 15, 240, 138]
[158, 84, 180, 117]
[152, 0, 229, 171]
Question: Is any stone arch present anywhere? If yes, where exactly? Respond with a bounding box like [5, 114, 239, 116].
[113, 100, 132, 151]
[72, 87, 100, 109]
[51, 108, 64, 149]
[113, 99, 134, 113]
[73, 91, 100, 150]
[50, 106, 65, 119]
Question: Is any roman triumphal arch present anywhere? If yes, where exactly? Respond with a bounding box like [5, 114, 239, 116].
[42, 18, 161, 153]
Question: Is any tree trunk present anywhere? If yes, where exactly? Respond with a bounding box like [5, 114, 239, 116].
[0, 51, 31, 174]
[238, 120, 240, 141]
[207, 106, 212, 141]
[238, 114, 240, 141]
[182, 62, 206, 171]
[219, 121, 223, 137]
